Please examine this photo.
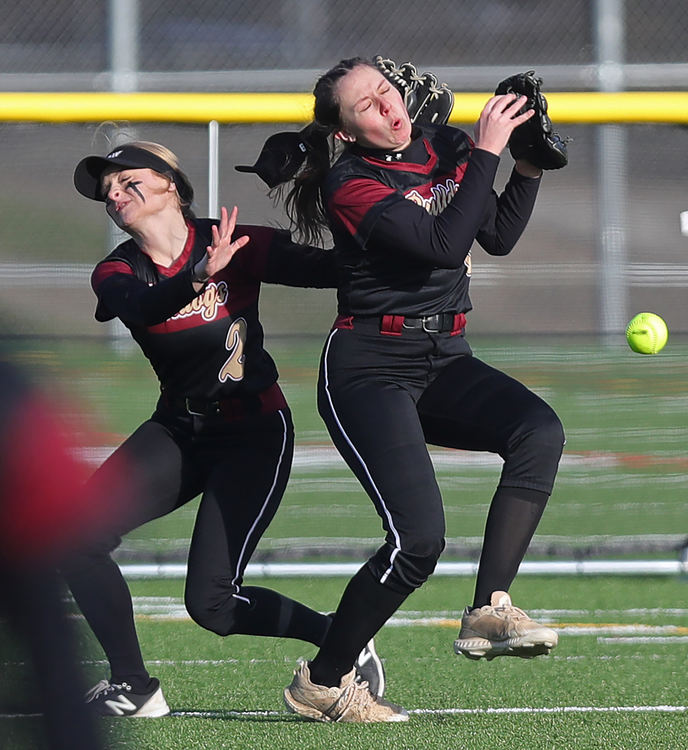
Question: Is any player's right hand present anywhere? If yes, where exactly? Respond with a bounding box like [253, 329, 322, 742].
[473, 94, 534, 156]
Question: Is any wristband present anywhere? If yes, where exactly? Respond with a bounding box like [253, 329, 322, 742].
[192, 263, 210, 285]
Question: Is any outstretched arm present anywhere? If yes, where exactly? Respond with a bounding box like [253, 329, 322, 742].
[191, 206, 250, 289]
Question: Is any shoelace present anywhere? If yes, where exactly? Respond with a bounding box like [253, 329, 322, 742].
[335, 678, 378, 721]
[493, 604, 530, 621]
[89, 681, 132, 701]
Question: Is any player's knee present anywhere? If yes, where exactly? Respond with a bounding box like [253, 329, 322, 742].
[371, 536, 445, 593]
[533, 408, 565, 464]
[502, 405, 565, 492]
[184, 590, 241, 636]
[514, 404, 565, 465]
[397, 537, 446, 589]
[58, 534, 122, 577]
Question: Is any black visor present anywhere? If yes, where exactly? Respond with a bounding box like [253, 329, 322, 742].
[73, 145, 186, 202]
[235, 129, 310, 188]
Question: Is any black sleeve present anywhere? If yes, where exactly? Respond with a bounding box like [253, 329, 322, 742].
[475, 168, 541, 257]
[367, 149, 539, 268]
[93, 265, 201, 326]
[259, 230, 338, 289]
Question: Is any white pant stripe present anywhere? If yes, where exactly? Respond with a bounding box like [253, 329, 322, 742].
[322, 330, 402, 584]
[230, 409, 289, 591]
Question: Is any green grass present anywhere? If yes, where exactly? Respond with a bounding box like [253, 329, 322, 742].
[3, 576, 687, 749]
[1, 335, 686, 748]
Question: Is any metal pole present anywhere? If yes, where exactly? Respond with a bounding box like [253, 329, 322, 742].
[595, 0, 628, 337]
[109, 0, 139, 93]
[107, 0, 139, 352]
[208, 120, 220, 219]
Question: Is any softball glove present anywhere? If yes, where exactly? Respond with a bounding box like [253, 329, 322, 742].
[374, 55, 454, 127]
[495, 70, 569, 170]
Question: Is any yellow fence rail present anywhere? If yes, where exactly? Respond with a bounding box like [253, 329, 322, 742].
[1, 91, 687, 124]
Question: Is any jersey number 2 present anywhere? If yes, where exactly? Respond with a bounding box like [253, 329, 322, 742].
[219, 318, 247, 382]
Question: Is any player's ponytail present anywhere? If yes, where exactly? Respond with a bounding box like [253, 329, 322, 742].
[283, 57, 376, 245]
[281, 121, 334, 245]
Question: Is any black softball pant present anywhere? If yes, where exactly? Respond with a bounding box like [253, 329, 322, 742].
[318, 324, 565, 596]
[61, 405, 329, 686]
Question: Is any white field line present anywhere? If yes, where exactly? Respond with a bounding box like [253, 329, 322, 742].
[163, 705, 688, 718]
[171, 704, 685, 718]
[407, 705, 688, 716]
[117, 534, 688, 554]
[1, 654, 674, 669]
[119, 559, 688, 579]
[598, 636, 688, 644]
[4, 705, 686, 720]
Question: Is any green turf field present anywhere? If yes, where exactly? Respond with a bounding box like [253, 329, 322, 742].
[1, 335, 686, 748]
[2, 576, 687, 749]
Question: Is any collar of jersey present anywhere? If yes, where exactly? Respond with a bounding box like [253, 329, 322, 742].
[153, 219, 196, 277]
[356, 133, 436, 173]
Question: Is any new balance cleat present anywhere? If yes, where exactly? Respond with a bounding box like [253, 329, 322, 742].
[283, 662, 408, 723]
[84, 679, 170, 717]
[354, 638, 386, 697]
[453, 590, 558, 660]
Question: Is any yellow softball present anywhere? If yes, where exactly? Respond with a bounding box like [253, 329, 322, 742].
[625, 312, 668, 355]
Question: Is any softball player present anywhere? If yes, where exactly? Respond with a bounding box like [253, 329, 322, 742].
[66, 141, 383, 717]
[0, 355, 116, 748]
[263, 58, 565, 722]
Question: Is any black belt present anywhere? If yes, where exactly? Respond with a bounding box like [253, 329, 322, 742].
[333, 312, 466, 336]
[161, 392, 261, 418]
[399, 313, 457, 332]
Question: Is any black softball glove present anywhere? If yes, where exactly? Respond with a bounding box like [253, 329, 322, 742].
[374, 55, 454, 127]
[495, 70, 569, 170]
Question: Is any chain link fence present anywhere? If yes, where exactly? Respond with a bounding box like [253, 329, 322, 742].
[1, 0, 687, 338]
[2, 0, 687, 88]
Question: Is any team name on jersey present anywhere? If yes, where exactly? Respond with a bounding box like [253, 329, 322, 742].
[405, 178, 459, 216]
[171, 280, 229, 322]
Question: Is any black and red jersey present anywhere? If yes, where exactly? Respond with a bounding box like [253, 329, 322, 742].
[91, 218, 335, 400]
[323, 123, 541, 317]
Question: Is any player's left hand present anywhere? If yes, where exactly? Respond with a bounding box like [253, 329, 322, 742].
[194, 206, 250, 284]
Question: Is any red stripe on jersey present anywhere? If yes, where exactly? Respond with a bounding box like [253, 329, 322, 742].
[91, 259, 133, 293]
[329, 178, 396, 235]
[147, 277, 239, 333]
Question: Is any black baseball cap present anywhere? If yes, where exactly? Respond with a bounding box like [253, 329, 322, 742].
[73, 144, 191, 202]
[235, 128, 310, 188]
